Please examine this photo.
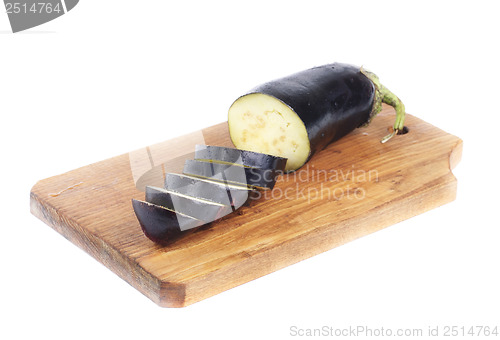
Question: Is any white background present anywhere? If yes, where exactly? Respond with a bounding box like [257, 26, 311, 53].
[1, 1, 499, 339]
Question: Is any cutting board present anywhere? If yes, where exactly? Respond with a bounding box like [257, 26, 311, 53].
[30, 105, 462, 307]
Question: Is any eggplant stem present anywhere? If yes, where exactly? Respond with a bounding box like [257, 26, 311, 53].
[380, 84, 406, 143]
[380, 129, 397, 144]
[360, 67, 406, 143]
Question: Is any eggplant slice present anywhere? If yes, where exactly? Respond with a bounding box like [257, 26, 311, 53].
[133, 145, 288, 245]
[164, 173, 253, 209]
[145, 186, 231, 222]
[183, 159, 280, 190]
[132, 199, 203, 245]
[194, 144, 287, 171]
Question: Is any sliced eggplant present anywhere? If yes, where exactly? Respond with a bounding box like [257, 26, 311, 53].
[164, 173, 252, 209]
[145, 186, 232, 222]
[133, 143, 288, 245]
[183, 159, 279, 190]
[194, 144, 287, 171]
[132, 199, 203, 245]
[228, 63, 406, 171]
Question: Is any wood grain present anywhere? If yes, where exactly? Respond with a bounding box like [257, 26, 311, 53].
[30, 105, 462, 307]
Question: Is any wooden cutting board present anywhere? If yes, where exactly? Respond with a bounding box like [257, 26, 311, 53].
[30, 105, 462, 307]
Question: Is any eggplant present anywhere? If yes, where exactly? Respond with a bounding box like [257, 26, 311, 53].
[194, 144, 287, 171]
[132, 199, 203, 245]
[145, 186, 231, 222]
[164, 173, 252, 209]
[228, 62, 406, 171]
[133, 145, 287, 245]
[183, 159, 280, 190]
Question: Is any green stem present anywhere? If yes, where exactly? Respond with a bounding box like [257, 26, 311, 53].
[360, 67, 406, 143]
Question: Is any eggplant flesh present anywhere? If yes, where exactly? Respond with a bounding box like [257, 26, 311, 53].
[194, 144, 287, 171]
[183, 159, 279, 190]
[228, 63, 378, 172]
[164, 173, 252, 209]
[145, 186, 231, 222]
[132, 199, 203, 245]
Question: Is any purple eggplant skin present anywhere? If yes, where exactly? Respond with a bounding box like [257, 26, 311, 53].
[145, 186, 232, 222]
[183, 159, 280, 190]
[164, 173, 253, 209]
[249, 63, 376, 158]
[194, 145, 287, 171]
[132, 199, 203, 245]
